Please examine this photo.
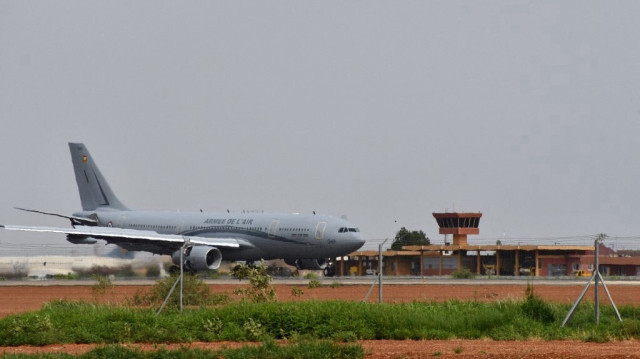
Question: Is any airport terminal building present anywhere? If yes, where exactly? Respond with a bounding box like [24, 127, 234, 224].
[339, 212, 640, 277]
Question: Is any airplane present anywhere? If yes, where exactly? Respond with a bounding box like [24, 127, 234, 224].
[1, 143, 366, 274]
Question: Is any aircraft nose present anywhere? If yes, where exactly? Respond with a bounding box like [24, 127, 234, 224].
[349, 233, 366, 251]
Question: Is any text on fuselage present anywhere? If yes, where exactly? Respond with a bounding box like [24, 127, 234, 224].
[203, 218, 254, 225]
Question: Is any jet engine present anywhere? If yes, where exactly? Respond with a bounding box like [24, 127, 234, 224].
[172, 245, 222, 272]
[284, 258, 328, 270]
[66, 234, 98, 245]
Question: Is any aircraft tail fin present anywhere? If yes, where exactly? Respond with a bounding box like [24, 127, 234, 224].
[68, 143, 128, 211]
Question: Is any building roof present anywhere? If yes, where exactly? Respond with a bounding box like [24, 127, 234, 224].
[582, 256, 640, 266]
[348, 250, 421, 257]
[432, 212, 482, 218]
[402, 244, 595, 252]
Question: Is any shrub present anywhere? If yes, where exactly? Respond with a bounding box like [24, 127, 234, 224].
[243, 318, 264, 341]
[521, 283, 556, 323]
[233, 260, 276, 303]
[91, 275, 113, 296]
[291, 286, 305, 297]
[53, 273, 77, 280]
[451, 268, 475, 279]
[128, 273, 227, 308]
[304, 272, 319, 280]
[202, 317, 223, 334]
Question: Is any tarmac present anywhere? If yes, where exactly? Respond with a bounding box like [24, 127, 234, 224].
[2, 276, 640, 286]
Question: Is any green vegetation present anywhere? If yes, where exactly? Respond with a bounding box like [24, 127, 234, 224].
[390, 227, 430, 250]
[91, 275, 113, 296]
[0, 271, 635, 348]
[450, 268, 476, 279]
[1, 299, 639, 346]
[291, 286, 304, 297]
[53, 273, 77, 280]
[303, 272, 319, 280]
[307, 279, 321, 289]
[0, 341, 363, 359]
[232, 261, 276, 303]
[521, 282, 555, 324]
[77, 265, 135, 279]
[127, 273, 230, 309]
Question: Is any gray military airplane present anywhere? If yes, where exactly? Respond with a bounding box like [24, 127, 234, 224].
[1, 143, 365, 273]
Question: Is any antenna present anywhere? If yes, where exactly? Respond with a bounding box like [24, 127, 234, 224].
[562, 234, 622, 326]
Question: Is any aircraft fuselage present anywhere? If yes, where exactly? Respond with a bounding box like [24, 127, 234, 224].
[75, 209, 365, 261]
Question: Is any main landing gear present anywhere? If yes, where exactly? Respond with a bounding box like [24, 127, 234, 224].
[323, 264, 336, 277]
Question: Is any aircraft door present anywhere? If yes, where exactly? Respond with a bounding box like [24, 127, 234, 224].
[315, 222, 327, 240]
[268, 220, 280, 239]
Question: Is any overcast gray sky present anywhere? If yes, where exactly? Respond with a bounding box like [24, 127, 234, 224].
[1, 1, 640, 254]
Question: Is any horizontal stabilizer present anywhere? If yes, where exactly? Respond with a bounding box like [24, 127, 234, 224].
[14, 207, 98, 226]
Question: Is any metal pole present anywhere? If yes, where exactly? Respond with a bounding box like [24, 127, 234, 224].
[379, 243, 383, 304]
[363, 238, 390, 303]
[597, 271, 622, 322]
[379, 238, 389, 304]
[594, 237, 600, 324]
[157, 239, 188, 316]
[561, 271, 595, 327]
[180, 242, 184, 313]
[562, 233, 621, 326]
[156, 274, 182, 315]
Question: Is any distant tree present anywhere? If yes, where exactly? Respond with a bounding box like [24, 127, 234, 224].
[390, 227, 430, 250]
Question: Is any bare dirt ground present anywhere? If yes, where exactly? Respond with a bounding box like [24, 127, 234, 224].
[1, 282, 638, 317]
[1, 340, 640, 358]
[1, 283, 639, 358]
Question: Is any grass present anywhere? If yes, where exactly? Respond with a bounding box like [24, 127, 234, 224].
[0, 341, 364, 359]
[127, 273, 230, 308]
[303, 272, 319, 280]
[1, 298, 639, 346]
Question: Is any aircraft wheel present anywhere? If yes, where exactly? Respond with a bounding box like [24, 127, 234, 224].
[323, 266, 335, 277]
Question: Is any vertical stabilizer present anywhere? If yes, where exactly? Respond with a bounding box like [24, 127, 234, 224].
[68, 143, 128, 211]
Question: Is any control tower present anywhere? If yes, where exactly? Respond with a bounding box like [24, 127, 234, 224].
[432, 212, 482, 246]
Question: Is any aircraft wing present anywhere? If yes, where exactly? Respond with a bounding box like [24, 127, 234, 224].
[0, 225, 240, 250]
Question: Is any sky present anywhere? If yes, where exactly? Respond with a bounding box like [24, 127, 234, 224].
[1, 1, 640, 255]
